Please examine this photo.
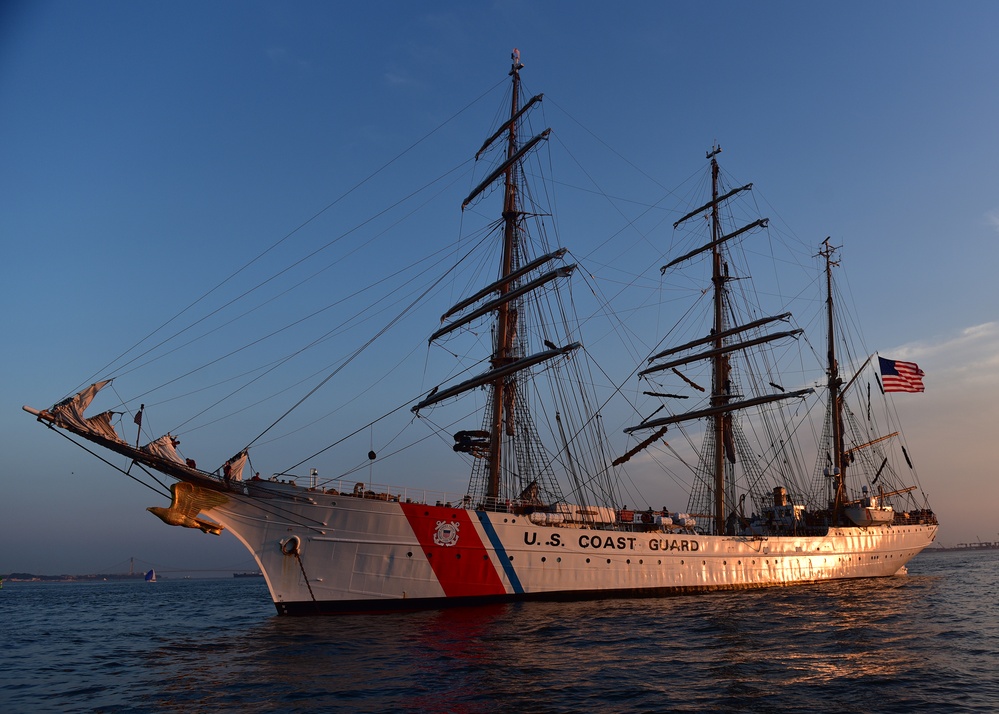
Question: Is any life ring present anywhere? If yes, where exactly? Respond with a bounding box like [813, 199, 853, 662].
[281, 535, 301, 556]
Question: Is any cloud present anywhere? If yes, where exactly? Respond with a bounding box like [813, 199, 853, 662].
[987, 210, 999, 233]
[383, 71, 414, 87]
[382, 65, 425, 90]
[884, 323, 999, 543]
[266, 46, 311, 71]
[883, 322, 999, 382]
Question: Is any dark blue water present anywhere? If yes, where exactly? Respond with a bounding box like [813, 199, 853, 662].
[2, 550, 996, 713]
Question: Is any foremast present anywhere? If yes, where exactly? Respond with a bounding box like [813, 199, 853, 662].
[486, 51, 525, 502]
[412, 50, 579, 508]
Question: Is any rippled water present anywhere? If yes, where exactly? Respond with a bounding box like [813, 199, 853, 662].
[2, 550, 996, 713]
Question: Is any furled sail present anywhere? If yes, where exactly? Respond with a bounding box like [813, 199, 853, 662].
[462, 129, 551, 209]
[48, 381, 112, 432]
[412, 343, 580, 412]
[141, 434, 186, 465]
[647, 313, 792, 363]
[640, 329, 804, 377]
[661, 218, 768, 272]
[430, 265, 576, 342]
[83, 411, 123, 443]
[440, 248, 568, 322]
[625, 390, 813, 433]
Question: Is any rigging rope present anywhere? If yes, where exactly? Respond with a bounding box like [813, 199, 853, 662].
[242, 238, 488, 454]
[73, 77, 508, 399]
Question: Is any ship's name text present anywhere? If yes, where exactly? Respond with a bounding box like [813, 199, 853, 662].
[522, 531, 700, 552]
[649, 538, 700, 552]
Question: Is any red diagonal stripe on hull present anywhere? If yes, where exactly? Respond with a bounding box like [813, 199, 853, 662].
[400, 503, 507, 597]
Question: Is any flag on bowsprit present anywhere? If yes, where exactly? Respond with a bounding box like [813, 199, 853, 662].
[878, 357, 925, 393]
[133, 404, 144, 446]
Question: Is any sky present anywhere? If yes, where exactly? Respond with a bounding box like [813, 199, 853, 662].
[3, 1, 999, 575]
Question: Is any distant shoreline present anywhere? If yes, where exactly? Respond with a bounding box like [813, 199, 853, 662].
[928, 542, 999, 552]
[1, 571, 263, 582]
[1, 572, 152, 583]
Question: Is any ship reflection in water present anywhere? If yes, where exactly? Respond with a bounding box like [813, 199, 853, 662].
[708, 576, 925, 688]
[143, 573, 948, 712]
[6, 556, 992, 712]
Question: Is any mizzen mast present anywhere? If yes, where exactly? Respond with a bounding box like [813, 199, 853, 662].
[820, 238, 848, 523]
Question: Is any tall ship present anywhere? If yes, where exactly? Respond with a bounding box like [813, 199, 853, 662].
[24, 53, 937, 614]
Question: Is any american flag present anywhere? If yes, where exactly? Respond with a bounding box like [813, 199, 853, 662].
[878, 357, 925, 393]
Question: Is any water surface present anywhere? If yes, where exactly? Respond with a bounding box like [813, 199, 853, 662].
[2, 550, 995, 712]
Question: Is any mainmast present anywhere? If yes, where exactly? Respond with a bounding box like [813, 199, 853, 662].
[625, 147, 811, 535]
[707, 147, 728, 536]
[820, 238, 848, 522]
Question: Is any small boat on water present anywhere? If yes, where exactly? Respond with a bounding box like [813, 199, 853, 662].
[144, 569, 156, 583]
[24, 51, 937, 614]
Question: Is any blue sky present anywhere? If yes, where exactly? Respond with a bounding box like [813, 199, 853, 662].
[3, 1, 999, 574]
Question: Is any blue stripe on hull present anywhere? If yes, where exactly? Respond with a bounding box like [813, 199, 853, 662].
[475, 511, 524, 594]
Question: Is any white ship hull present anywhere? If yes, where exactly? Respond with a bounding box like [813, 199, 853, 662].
[207, 485, 937, 615]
